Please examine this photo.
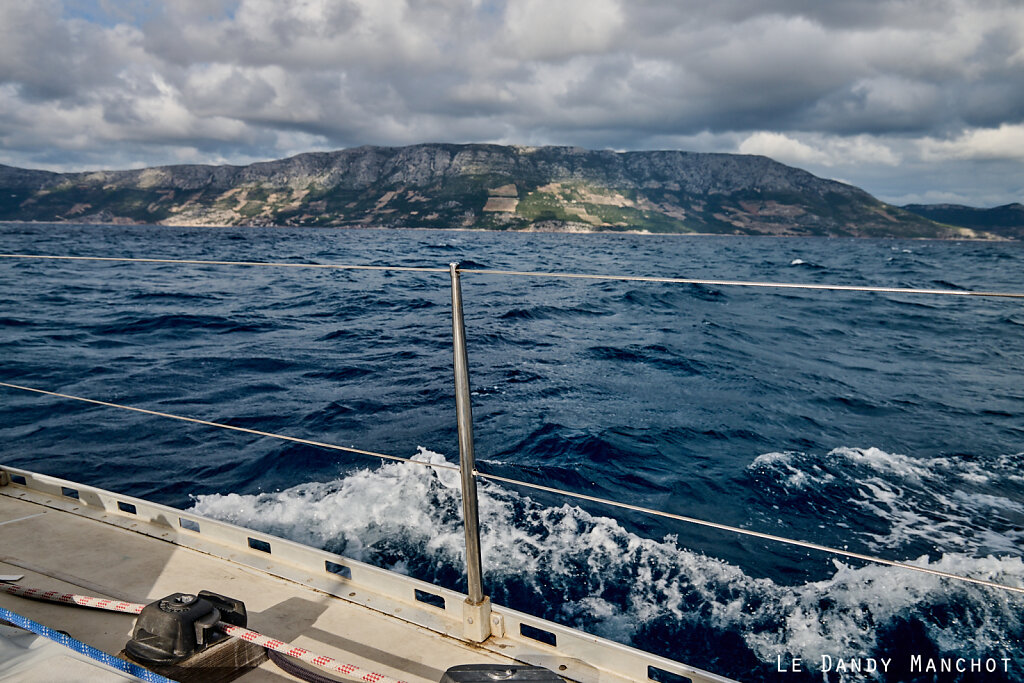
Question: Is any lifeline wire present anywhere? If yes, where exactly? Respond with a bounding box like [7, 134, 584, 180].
[3, 253, 1023, 595]
[460, 267, 1024, 299]
[0, 253, 448, 274]
[0, 382, 460, 474]
[474, 471, 1024, 596]
[3, 252, 1024, 298]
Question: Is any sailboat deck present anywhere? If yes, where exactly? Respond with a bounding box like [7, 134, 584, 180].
[0, 468, 730, 683]
[0, 491, 519, 682]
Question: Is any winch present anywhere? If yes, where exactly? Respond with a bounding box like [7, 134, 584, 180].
[124, 590, 247, 666]
[440, 664, 564, 682]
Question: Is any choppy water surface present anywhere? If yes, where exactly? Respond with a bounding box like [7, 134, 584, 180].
[1, 223, 1022, 681]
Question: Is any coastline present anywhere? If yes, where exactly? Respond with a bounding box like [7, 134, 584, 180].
[0, 219, 1011, 241]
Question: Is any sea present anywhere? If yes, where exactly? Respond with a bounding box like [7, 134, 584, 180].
[1, 222, 1022, 682]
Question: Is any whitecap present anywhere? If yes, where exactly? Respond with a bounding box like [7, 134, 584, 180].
[192, 447, 1024, 676]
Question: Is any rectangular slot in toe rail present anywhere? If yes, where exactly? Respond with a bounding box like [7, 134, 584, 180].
[414, 589, 446, 610]
[247, 537, 272, 553]
[325, 561, 352, 579]
[519, 623, 557, 647]
[0, 464, 735, 683]
[650, 666, 694, 683]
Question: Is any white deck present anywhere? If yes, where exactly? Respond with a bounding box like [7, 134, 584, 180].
[1, 494, 519, 682]
[0, 467, 733, 683]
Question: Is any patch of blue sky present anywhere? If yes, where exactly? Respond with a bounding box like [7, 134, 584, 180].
[63, 0, 148, 27]
[477, 0, 505, 18]
[62, 0, 237, 28]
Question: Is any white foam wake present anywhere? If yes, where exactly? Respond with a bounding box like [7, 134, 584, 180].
[192, 447, 1024, 674]
[750, 446, 1024, 554]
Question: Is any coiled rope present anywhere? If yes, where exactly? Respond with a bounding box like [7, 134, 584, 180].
[1, 380, 1022, 597]
[1, 582, 408, 683]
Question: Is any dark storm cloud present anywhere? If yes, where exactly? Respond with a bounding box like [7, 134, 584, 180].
[0, 0, 1021, 203]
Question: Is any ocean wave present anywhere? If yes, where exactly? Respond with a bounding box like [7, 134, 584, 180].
[789, 258, 825, 269]
[192, 448, 1024, 681]
[128, 291, 221, 302]
[91, 313, 275, 336]
[8, 225, 1024, 682]
[748, 447, 1024, 556]
[498, 304, 610, 321]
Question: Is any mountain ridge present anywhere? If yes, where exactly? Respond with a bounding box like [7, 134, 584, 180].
[0, 144, 999, 238]
[901, 202, 1024, 240]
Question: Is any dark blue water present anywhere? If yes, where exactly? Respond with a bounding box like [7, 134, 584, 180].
[2, 223, 1022, 681]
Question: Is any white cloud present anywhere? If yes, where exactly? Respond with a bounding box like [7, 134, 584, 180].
[889, 189, 984, 206]
[739, 132, 830, 166]
[502, 0, 624, 60]
[738, 132, 901, 168]
[0, 0, 1022, 204]
[919, 124, 1024, 162]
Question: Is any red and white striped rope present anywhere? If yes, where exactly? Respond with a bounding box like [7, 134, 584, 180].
[2, 583, 144, 614]
[219, 622, 407, 683]
[2, 583, 408, 683]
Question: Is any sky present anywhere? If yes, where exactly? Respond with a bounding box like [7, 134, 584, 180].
[1, 0, 1022, 207]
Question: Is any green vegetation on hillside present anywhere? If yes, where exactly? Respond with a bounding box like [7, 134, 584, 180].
[0, 143, 999, 238]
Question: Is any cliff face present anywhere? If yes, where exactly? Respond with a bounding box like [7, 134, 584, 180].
[0, 144, 989, 238]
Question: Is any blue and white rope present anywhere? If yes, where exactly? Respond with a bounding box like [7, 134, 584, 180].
[0, 605, 174, 683]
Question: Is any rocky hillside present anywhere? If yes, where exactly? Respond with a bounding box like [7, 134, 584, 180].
[0, 144, 993, 238]
[902, 203, 1024, 240]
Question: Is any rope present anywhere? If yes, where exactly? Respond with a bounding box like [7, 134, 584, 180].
[3, 582, 144, 614]
[2, 583, 409, 683]
[0, 381, 459, 474]
[473, 471, 1024, 596]
[0, 604, 175, 683]
[221, 622, 408, 683]
[459, 267, 1024, 299]
[267, 647, 355, 683]
[0, 253, 447, 274]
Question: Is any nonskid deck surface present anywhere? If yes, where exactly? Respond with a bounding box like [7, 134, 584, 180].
[0, 469, 733, 683]
[0, 492, 516, 682]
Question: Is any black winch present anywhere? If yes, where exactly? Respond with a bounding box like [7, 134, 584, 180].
[440, 664, 564, 682]
[125, 590, 247, 665]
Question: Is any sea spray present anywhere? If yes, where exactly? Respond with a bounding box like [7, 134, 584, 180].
[193, 447, 1024, 681]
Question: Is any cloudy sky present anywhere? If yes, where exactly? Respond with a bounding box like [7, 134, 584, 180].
[1, 0, 1022, 206]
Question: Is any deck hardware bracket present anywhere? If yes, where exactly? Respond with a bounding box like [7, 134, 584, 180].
[463, 596, 492, 643]
[489, 611, 505, 638]
[0, 471, 9, 487]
